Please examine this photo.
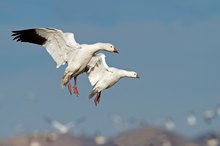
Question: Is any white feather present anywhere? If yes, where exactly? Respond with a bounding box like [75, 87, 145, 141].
[34, 28, 79, 68]
[86, 53, 139, 101]
[13, 27, 118, 91]
[87, 53, 111, 86]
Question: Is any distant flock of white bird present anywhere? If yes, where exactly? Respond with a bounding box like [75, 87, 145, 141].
[110, 104, 220, 132]
[163, 104, 220, 131]
[12, 28, 139, 106]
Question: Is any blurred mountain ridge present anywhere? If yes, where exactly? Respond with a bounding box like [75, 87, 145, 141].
[1, 127, 220, 146]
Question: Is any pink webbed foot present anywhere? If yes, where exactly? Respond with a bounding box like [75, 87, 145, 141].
[67, 82, 72, 95]
[94, 92, 101, 106]
[73, 77, 79, 96]
[66, 75, 72, 95]
[73, 85, 79, 96]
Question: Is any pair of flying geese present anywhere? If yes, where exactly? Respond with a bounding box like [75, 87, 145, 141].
[12, 28, 139, 105]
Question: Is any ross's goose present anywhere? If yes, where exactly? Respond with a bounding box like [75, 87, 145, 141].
[12, 28, 118, 96]
[86, 53, 139, 106]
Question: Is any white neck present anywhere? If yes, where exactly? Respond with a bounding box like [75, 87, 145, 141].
[119, 70, 134, 78]
[87, 42, 110, 52]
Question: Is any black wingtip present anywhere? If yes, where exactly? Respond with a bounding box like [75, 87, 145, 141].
[12, 29, 47, 45]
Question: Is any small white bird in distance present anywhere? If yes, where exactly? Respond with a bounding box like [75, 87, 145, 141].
[12, 28, 118, 96]
[204, 110, 215, 124]
[186, 111, 197, 126]
[164, 117, 175, 131]
[86, 53, 139, 105]
[44, 116, 85, 134]
[94, 134, 108, 145]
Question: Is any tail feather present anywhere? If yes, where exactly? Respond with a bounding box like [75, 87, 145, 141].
[89, 89, 97, 99]
[89, 82, 100, 98]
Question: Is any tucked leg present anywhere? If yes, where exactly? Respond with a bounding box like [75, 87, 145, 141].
[94, 92, 101, 106]
[73, 76, 79, 96]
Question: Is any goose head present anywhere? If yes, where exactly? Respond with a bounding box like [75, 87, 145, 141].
[131, 71, 140, 78]
[125, 71, 140, 78]
[97, 43, 119, 53]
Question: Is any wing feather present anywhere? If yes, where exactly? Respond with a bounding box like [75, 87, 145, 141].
[12, 28, 80, 68]
[87, 53, 110, 86]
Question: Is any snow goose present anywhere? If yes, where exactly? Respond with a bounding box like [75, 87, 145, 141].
[86, 53, 139, 106]
[44, 116, 85, 134]
[45, 118, 74, 134]
[12, 28, 118, 96]
[186, 111, 197, 126]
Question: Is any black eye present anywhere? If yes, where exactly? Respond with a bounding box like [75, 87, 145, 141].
[110, 46, 113, 48]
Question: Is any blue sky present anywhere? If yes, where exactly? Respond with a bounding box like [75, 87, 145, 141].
[0, 0, 220, 138]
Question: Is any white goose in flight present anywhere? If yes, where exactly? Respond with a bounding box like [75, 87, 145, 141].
[44, 116, 85, 134]
[12, 28, 118, 96]
[86, 53, 139, 106]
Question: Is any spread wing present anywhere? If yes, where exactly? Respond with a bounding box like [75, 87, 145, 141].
[12, 28, 80, 68]
[44, 116, 65, 130]
[86, 53, 111, 86]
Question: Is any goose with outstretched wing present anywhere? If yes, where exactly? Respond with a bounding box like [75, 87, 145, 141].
[12, 28, 118, 96]
[44, 116, 86, 134]
[86, 53, 139, 106]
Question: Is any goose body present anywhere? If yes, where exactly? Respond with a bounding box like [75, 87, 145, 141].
[86, 53, 139, 105]
[12, 28, 118, 95]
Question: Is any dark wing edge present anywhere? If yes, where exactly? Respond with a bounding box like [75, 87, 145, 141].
[12, 29, 47, 45]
